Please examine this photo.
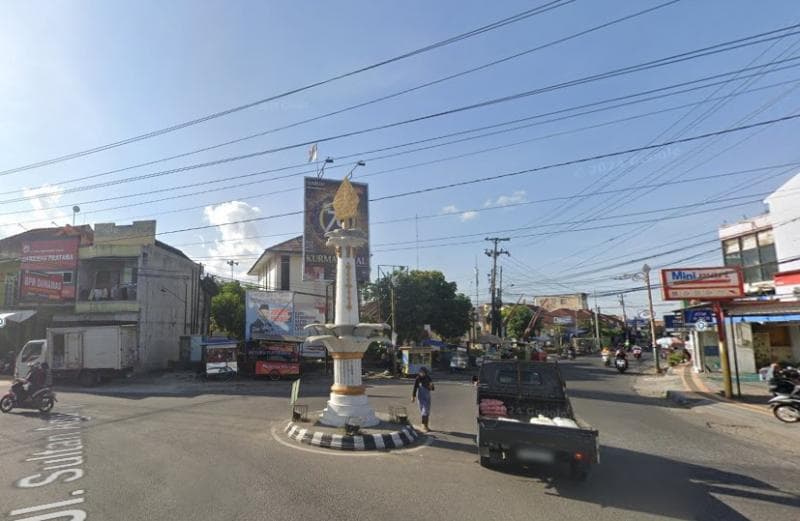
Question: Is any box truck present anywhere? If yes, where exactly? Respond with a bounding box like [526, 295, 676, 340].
[15, 325, 138, 386]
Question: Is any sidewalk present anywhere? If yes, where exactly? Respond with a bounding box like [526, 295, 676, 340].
[679, 365, 774, 417]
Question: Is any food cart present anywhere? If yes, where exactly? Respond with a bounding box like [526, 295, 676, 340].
[203, 340, 239, 380]
[247, 336, 302, 380]
[400, 346, 432, 376]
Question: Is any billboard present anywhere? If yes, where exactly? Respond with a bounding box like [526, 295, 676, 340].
[660, 267, 744, 300]
[303, 177, 369, 282]
[245, 291, 294, 341]
[19, 237, 79, 302]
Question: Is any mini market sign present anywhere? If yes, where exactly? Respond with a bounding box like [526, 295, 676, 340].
[660, 267, 744, 300]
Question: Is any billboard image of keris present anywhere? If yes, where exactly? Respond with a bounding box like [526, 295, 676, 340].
[303, 177, 370, 282]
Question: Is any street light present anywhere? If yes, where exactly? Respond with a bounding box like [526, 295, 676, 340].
[226, 259, 239, 280]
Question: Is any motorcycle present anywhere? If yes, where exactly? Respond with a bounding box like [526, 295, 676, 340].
[769, 392, 800, 423]
[632, 347, 642, 360]
[0, 379, 57, 414]
[615, 357, 628, 374]
[602, 353, 611, 367]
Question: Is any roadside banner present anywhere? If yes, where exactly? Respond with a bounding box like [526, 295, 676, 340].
[245, 291, 294, 341]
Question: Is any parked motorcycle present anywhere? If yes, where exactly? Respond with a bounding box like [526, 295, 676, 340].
[0, 379, 56, 414]
[769, 392, 800, 423]
[615, 358, 628, 373]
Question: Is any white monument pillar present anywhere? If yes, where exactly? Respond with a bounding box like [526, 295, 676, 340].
[306, 177, 385, 427]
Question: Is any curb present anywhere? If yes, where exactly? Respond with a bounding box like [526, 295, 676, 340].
[679, 365, 771, 417]
[284, 422, 421, 451]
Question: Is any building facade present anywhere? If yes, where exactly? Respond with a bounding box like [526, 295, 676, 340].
[719, 213, 776, 296]
[0, 221, 212, 370]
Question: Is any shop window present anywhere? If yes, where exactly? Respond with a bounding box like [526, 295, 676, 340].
[740, 234, 759, 267]
[62, 272, 73, 283]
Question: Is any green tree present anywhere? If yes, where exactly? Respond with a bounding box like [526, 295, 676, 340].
[364, 270, 472, 344]
[211, 281, 246, 339]
[503, 305, 534, 340]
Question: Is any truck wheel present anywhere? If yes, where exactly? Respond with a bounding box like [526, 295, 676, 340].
[569, 462, 589, 481]
[78, 371, 98, 387]
[269, 370, 281, 381]
[479, 456, 492, 468]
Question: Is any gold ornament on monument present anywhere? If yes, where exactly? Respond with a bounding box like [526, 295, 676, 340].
[332, 176, 360, 229]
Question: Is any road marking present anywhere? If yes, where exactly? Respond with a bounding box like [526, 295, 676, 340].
[270, 426, 431, 457]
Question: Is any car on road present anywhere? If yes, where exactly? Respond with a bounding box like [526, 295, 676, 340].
[476, 360, 599, 480]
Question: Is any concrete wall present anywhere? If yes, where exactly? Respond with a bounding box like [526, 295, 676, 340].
[766, 172, 800, 272]
[94, 221, 156, 246]
[137, 245, 203, 370]
[256, 252, 326, 297]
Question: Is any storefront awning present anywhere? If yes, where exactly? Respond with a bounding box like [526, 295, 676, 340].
[731, 314, 800, 323]
[0, 310, 37, 328]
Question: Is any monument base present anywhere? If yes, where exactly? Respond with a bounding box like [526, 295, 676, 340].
[319, 393, 379, 427]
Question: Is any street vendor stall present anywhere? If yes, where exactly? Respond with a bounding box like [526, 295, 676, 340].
[400, 346, 432, 376]
[246, 336, 302, 380]
[203, 340, 239, 380]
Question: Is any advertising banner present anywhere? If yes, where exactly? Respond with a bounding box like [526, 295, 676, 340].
[245, 291, 294, 341]
[303, 177, 369, 282]
[294, 292, 327, 358]
[19, 237, 79, 302]
[660, 267, 744, 300]
[21, 238, 79, 271]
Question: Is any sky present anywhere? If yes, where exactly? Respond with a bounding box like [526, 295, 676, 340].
[2, 0, 800, 318]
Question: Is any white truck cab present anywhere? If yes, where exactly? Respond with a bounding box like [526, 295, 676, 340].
[15, 339, 47, 380]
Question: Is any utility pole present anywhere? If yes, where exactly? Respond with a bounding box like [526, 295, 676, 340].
[593, 292, 601, 351]
[642, 264, 660, 374]
[474, 260, 479, 347]
[484, 237, 510, 336]
[618, 293, 629, 344]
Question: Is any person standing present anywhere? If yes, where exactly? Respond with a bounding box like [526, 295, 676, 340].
[411, 366, 435, 432]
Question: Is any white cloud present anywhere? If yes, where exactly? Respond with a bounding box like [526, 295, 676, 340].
[484, 190, 527, 208]
[0, 184, 70, 237]
[460, 211, 478, 222]
[202, 201, 264, 280]
[442, 204, 478, 222]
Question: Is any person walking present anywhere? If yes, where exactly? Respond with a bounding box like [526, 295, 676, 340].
[411, 366, 435, 432]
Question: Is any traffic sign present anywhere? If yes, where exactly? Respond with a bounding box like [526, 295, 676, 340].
[695, 319, 708, 332]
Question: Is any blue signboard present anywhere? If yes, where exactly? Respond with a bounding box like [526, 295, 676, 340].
[684, 309, 715, 324]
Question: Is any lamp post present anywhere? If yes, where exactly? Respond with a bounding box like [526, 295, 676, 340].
[226, 260, 238, 280]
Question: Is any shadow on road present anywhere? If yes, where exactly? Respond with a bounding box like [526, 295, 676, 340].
[565, 387, 682, 409]
[546, 446, 800, 520]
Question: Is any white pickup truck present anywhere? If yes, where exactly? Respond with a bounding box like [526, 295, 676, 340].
[15, 325, 138, 386]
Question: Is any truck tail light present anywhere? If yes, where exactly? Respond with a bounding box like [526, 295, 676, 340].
[573, 452, 585, 461]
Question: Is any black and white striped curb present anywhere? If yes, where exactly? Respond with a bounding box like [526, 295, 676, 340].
[284, 422, 421, 450]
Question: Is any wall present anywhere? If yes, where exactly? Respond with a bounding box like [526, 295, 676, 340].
[93, 221, 156, 246]
[136, 244, 203, 370]
[766, 173, 800, 272]
[257, 251, 326, 297]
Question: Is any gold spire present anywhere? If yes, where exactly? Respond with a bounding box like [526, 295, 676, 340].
[332, 176, 359, 229]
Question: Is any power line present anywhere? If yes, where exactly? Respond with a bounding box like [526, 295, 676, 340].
[0, 1, 573, 177]
[4, 22, 800, 204]
[7, 56, 800, 222]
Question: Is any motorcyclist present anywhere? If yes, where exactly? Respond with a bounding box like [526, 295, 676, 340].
[16, 362, 48, 402]
[615, 347, 628, 360]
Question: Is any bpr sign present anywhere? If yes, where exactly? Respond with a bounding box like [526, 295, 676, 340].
[660, 267, 744, 300]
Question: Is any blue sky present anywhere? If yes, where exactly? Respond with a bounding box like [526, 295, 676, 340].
[2, 0, 799, 317]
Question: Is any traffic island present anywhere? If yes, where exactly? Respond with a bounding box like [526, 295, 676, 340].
[283, 419, 421, 451]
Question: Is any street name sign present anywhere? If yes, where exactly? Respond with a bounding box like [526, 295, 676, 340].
[660, 267, 744, 300]
[694, 319, 708, 332]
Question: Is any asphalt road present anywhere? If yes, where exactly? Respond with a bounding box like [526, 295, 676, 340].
[1, 359, 799, 521]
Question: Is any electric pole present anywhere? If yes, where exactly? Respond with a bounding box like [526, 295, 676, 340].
[226, 259, 239, 280]
[474, 260, 479, 347]
[484, 237, 510, 337]
[618, 293, 629, 344]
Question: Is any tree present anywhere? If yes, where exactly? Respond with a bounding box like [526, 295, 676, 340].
[211, 281, 246, 339]
[503, 305, 534, 340]
[364, 270, 472, 344]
